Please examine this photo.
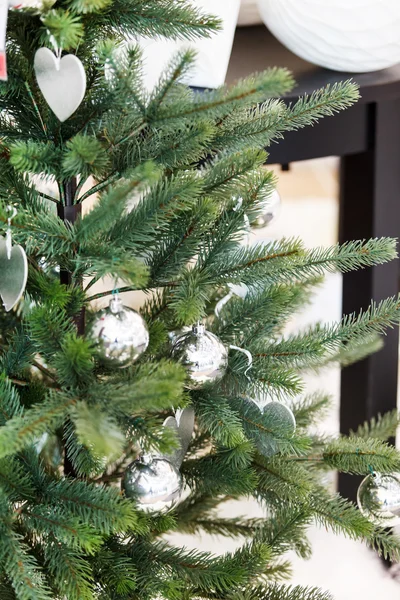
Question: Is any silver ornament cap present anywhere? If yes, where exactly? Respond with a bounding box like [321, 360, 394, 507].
[122, 456, 182, 513]
[171, 324, 228, 387]
[357, 472, 400, 527]
[251, 189, 281, 228]
[89, 296, 149, 368]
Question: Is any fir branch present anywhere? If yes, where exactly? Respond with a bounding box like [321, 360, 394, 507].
[44, 478, 138, 534]
[232, 584, 333, 600]
[322, 437, 400, 474]
[91, 0, 222, 41]
[21, 506, 103, 553]
[0, 528, 53, 600]
[0, 392, 76, 459]
[350, 410, 400, 441]
[42, 540, 95, 600]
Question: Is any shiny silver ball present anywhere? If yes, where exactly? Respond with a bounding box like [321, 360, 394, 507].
[357, 472, 400, 527]
[251, 189, 281, 228]
[171, 324, 228, 387]
[122, 456, 182, 513]
[89, 296, 149, 368]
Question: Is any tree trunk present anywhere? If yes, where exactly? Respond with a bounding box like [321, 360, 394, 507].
[57, 178, 85, 476]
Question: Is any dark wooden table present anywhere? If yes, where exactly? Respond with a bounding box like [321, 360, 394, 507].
[226, 25, 400, 502]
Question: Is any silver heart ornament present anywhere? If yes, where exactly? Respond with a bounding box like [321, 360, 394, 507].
[34, 47, 86, 122]
[0, 236, 28, 311]
[163, 406, 195, 468]
[245, 398, 296, 457]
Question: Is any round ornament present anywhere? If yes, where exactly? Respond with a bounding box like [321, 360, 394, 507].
[89, 296, 149, 368]
[251, 189, 281, 229]
[357, 472, 400, 527]
[122, 456, 182, 513]
[171, 323, 228, 387]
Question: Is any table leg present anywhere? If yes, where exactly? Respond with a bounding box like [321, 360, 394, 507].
[338, 100, 400, 502]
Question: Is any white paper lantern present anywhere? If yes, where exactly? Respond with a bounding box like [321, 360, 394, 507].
[257, 0, 400, 73]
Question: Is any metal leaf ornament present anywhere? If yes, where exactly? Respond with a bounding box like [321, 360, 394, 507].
[163, 406, 195, 469]
[240, 398, 296, 457]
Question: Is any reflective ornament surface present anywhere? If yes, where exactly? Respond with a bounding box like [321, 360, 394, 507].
[171, 324, 228, 387]
[34, 48, 86, 122]
[357, 472, 400, 527]
[122, 456, 182, 513]
[246, 398, 296, 456]
[163, 406, 195, 468]
[0, 236, 28, 311]
[89, 296, 149, 368]
[263, 401, 296, 432]
[251, 189, 281, 228]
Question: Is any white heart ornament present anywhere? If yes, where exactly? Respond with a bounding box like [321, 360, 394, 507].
[34, 47, 86, 122]
[0, 236, 28, 311]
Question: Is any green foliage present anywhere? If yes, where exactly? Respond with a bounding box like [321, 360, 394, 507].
[350, 410, 400, 441]
[63, 135, 109, 178]
[72, 401, 125, 462]
[1, 0, 400, 598]
[42, 10, 84, 49]
[322, 437, 400, 474]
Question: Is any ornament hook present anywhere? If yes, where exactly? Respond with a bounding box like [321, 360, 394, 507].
[229, 344, 253, 380]
[215, 290, 234, 319]
[46, 28, 62, 69]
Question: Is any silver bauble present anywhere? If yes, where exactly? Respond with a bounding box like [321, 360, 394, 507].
[357, 472, 400, 527]
[89, 296, 149, 368]
[171, 323, 228, 387]
[251, 189, 281, 228]
[122, 456, 182, 513]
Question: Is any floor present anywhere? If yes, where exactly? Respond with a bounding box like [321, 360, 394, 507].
[167, 157, 400, 599]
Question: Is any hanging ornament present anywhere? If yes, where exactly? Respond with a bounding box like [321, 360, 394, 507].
[214, 282, 249, 320]
[357, 472, 400, 527]
[34, 44, 86, 122]
[251, 189, 282, 229]
[122, 408, 194, 513]
[89, 294, 149, 368]
[233, 196, 251, 246]
[38, 256, 60, 279]
[168, 326, 190, 344]
[246, 398, 296, 456]
[263, 401, 296, 432]
[0, 0, 52, 81]
[122, 455, 182, 513]
[172, 323, 253, 388]
[162, 406, 195, 469]
[0, 0, 8, 80]
[0, 206, 28, 311]
[171, 323, 229, 387]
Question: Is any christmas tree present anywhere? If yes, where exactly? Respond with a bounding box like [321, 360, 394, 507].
[1, 1, 400, 598]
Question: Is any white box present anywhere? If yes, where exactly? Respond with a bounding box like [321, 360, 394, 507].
[139, 0, 241, 91]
